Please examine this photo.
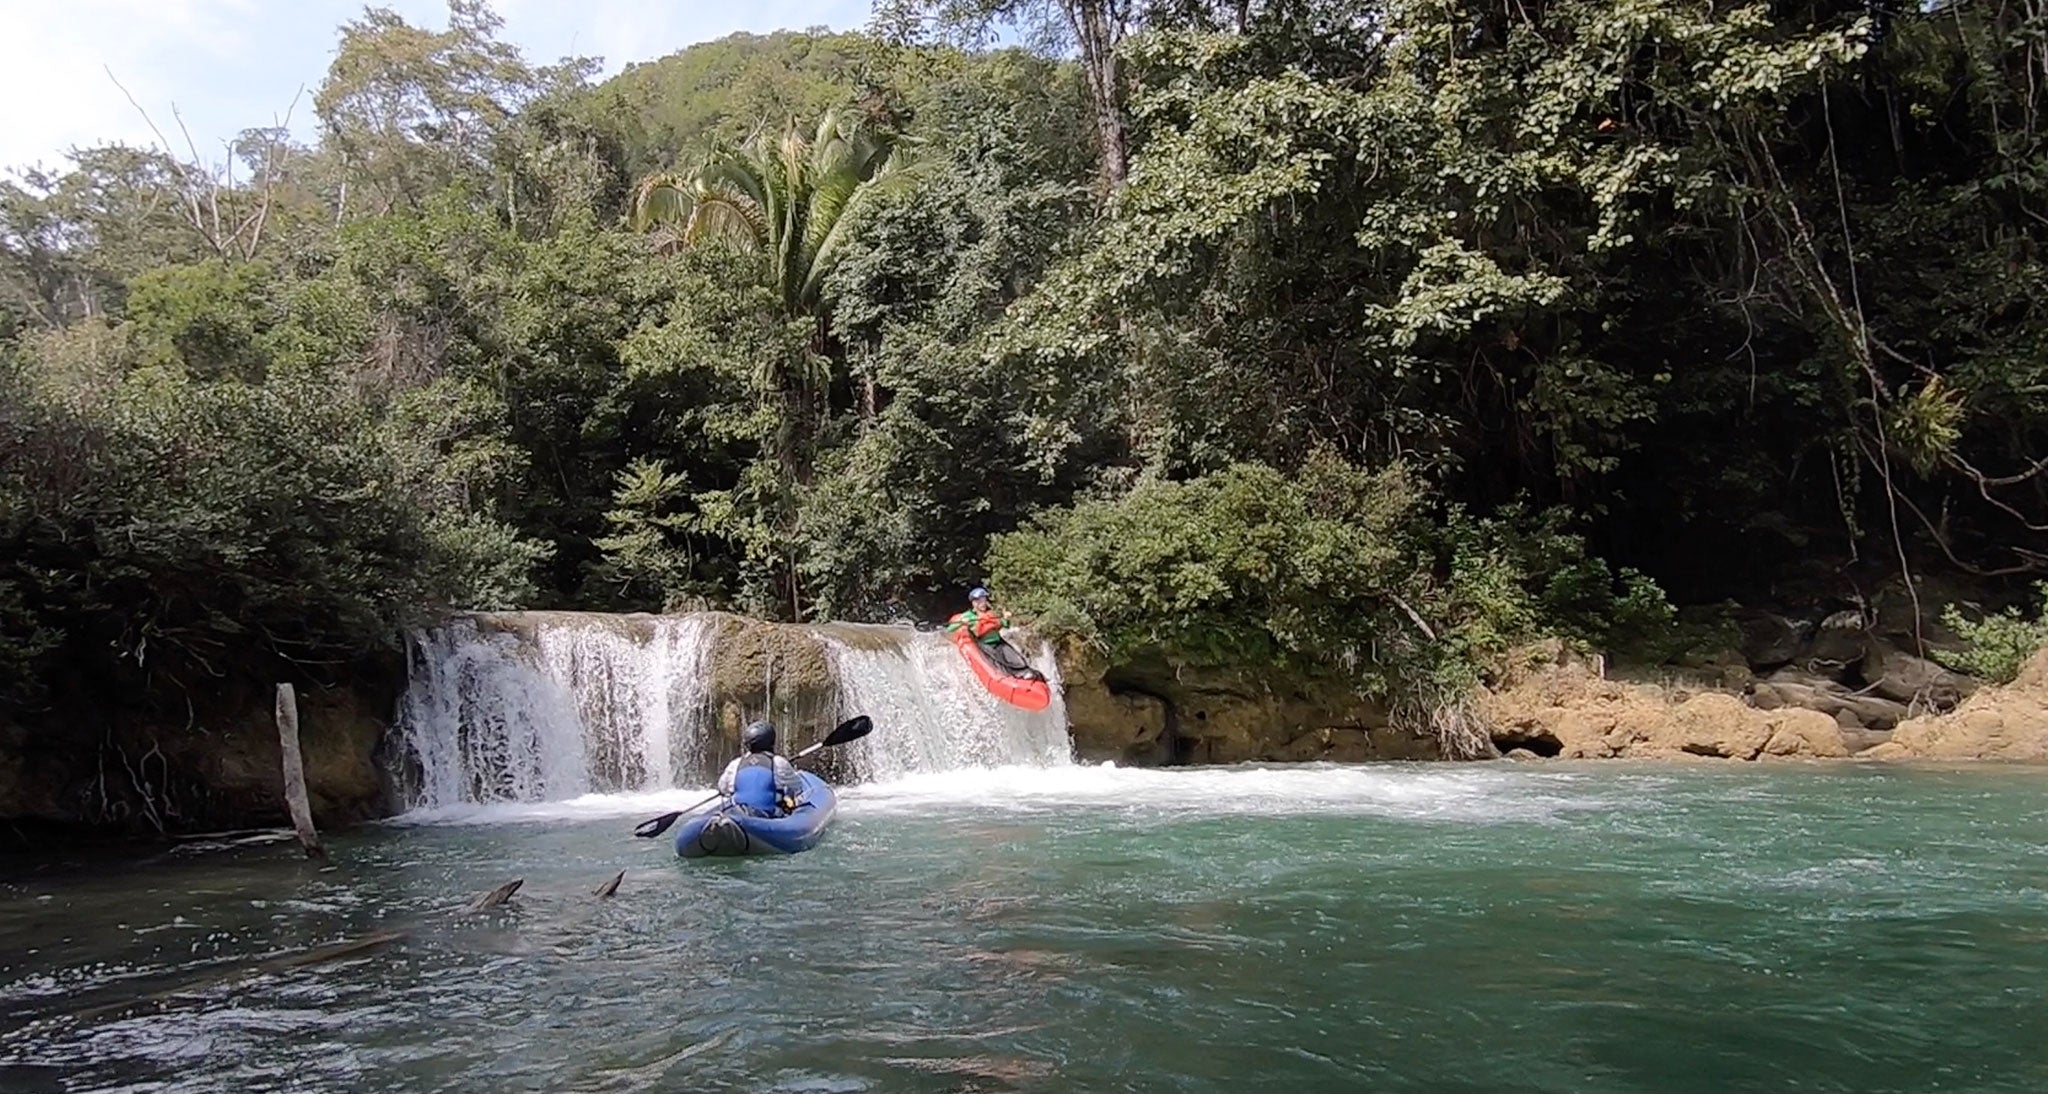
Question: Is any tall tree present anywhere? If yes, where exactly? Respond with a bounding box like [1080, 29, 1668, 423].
[872, 0, 1136, 191]
[315, 0, 554, 219]
[628, 109, 916, 618]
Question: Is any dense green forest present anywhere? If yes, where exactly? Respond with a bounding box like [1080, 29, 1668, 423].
[5, 0, 2048, 727]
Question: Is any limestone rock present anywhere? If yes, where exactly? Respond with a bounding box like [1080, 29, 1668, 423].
[1055, 639, 1436, 764]
[1663, 692, 1776, 758]
[1760, 709, 1852, 759]
[1867, 647, 2048, 762]
[1059, 650, 1172, 764]
[704, 612, 839, 735]
[1, 651, 402, 839]
[1758, 668, 1910, 730]
[1479, 647, 1850, 762]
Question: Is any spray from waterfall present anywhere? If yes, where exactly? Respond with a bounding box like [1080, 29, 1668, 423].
[817, 624, 1072, 780]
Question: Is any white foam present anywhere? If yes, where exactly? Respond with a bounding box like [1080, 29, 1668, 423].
[388, 763, 1618, 828]
[842, 762, 1613, 824]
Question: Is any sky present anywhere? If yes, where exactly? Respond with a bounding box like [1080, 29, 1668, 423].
[0, 0, 874, 174]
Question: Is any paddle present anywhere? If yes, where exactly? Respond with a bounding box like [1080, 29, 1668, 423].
[631, 715, 874, 839]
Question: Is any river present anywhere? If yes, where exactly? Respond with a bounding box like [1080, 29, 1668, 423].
[4, 762, 2047, 1092]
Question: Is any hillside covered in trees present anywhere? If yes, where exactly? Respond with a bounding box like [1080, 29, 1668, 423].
[5, 0, 2048, 770]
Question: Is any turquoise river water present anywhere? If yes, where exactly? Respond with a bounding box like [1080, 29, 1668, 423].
[2, 762, 2046, 1092]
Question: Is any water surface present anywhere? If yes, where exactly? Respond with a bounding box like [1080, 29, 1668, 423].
[4, 762, 2046, 1092]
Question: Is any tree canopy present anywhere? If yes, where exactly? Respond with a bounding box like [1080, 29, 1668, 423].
[4, 0, 2047, 727]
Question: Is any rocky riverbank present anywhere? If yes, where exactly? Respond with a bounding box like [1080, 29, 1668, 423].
[1062, 586, 2048, 765]
[1478, 639, 2047, 764]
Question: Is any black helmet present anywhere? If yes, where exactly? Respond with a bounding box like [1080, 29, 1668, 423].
[742, 720, 776, 754]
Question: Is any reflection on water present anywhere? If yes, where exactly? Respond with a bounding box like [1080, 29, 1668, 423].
[4, 763, 2048, 1092]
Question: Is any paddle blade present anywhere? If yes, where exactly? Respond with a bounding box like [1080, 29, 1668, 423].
[821, 715, 873, 747]
[633, 811, 683, 839]
[632, 788, 723, 838]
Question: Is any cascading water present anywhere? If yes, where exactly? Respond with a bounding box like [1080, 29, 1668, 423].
[390, 613, 718, 810]
[818, 624, 1072, 780]
[389, 613, 1072, 811]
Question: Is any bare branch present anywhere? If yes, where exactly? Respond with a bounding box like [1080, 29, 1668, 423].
[169, 104, 223, 251]
[1948, 450, 2048, 489]
[1949, 452, 2048, 531]
[1883, 469, 2044, 577]
[105, 65, 216, 252]
[1387, 593, 1437, 641]
[230, 85, 304, 259]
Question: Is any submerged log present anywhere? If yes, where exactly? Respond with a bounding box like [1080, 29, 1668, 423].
[258, 930, 408, 973]
[274, 683, 325, 860]
[168, 828, 295, 845]
[66, 931, 409, 1024]
[594, 870, 624, 899]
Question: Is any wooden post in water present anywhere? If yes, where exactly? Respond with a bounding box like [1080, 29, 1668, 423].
[275, 683, 325, 860]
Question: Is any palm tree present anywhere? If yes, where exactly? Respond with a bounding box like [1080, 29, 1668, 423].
[626, 111, 913, 620]
[629, 110, 912, 321]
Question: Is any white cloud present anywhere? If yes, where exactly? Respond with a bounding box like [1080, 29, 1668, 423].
[0, 0, 870, 176]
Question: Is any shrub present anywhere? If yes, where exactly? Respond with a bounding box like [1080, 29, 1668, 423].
[0, 361, 545, 712]
[1939, 584, 2048, 684]
[987, 454, 1677, 709]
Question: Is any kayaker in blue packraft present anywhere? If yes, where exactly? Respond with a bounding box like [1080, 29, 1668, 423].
[717, 720, 804, 817]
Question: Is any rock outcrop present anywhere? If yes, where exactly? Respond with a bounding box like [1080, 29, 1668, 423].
[1056, 639, 1440, 764]
[0, 657, 401, 845]
[703, 612, 840, 739]
[1483, 638, 2048, 764]
[1480, 642, 1859, 761]
[1864, 648, 2048, 762]
[1670, 581, 1994, 735]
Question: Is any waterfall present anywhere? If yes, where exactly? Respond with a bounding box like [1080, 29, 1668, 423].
[389, 612, 1072, 810]
[818, 624, 1073, 781]
[390, 614, 718, 810]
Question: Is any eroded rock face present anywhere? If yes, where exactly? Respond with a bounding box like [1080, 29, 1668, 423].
[1864, 648, 2048, 762]
[0, 659, 401, 842]
[1055, 639, 1439, 764]
[1058, 652, 1173, 764]
[702, 612, 840, 745]
[1479, 644, 1858, 761]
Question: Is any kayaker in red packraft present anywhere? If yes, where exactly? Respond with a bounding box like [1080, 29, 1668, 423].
[947, 587, 1042, 680]
[947, 586, 1009, 645]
